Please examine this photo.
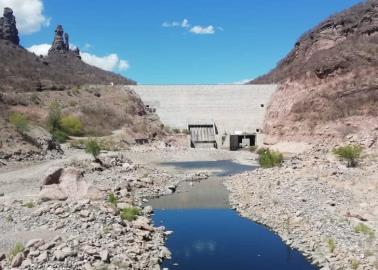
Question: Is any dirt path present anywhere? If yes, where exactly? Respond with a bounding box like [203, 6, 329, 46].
[0, 146, 88, 201]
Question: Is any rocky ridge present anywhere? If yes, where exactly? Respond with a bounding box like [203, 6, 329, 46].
[251, 0, 378, 143]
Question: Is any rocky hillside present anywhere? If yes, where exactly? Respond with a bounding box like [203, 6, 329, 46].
[0, 8, 163, 161]
[0, 8, 135, 92]
[252, 0, 378, 144]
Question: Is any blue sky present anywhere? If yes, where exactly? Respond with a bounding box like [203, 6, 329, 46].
[8, 0, 363, 84]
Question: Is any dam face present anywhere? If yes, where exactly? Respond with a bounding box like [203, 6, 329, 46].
[130, 84, 278, 149]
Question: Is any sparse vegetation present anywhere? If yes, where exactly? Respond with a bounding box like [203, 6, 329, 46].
[85, 139, 102, 160]
[60, 115, 83, 136]
[120, 207, 140, 221]
[9, 112, 28, 134]
[258, 148, 283, 168]
[107, 193, 118, 206]
[333, 145, 363, 167]
[351, 259, 359, 270]
[354, 223, 375, 238]
[327, 238, 336, 253]
[23, 201, 35, 208]
[8, 242, 24, 261]
[172, 128, 180, 133]
[249, 145, 258, 152]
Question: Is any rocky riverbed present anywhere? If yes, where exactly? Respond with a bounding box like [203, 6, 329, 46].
[226, 145, 378, 270]
[0, 150, 184, 270]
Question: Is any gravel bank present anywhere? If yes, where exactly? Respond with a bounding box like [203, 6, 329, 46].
[225, 147, 378, 270]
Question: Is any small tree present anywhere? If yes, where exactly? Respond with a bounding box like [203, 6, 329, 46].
[9, 112, 28, 134]
[333, 145, 363, 167]
[85, 139, 101, 161]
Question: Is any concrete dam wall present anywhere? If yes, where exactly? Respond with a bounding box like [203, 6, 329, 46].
[130, 84, 278, 148]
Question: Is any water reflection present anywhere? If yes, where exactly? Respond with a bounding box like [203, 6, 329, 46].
[161, 160, 257, 176]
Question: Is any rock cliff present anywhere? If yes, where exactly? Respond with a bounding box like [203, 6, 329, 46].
[252, 0, 378, 145]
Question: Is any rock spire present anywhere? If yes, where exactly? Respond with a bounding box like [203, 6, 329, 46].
[0, 7, 20, 45]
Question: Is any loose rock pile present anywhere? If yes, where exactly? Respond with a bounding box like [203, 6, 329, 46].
[0, 153, 180, 269]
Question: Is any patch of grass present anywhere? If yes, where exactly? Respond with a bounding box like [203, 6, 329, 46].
[333, 145, 363, 167]
[9, 112, 28, 134]
[8, 242, 24, 261]
[120, 207, 140, 221]
[85, 139, 102, 160]
[258, 148, 283, 168]
[327, 238, 336, 253]
[60, 115, 83, 136]
[47, 101, 62, 133]
[23, 201, 35, 208]
[354, 223, 375, 238]
[107, 193, 118, 206]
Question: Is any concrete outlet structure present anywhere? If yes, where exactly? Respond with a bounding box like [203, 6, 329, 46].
[130, 84, 278, 149]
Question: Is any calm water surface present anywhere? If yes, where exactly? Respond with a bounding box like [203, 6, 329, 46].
[151, 160, 318, 270]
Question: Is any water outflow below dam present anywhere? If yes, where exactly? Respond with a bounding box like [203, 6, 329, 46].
[149, 160, 318, 270]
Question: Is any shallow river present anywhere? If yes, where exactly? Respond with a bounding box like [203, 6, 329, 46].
[149, 160, 318, 270]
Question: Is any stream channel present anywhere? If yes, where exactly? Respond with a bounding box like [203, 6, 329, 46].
[149, 160, 318, 270]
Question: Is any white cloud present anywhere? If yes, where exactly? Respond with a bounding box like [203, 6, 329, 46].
[162, 21, 179, 27]
[162, 18, 190, 29]
[80, 52, 130, 72]
[118, 60, 129, 71]
[27, 43, 50, 56]
[181, 19, 190, 28]
[0, 0, 50, 34]
[27, 43, 130, 72]
[163, 18, 217, 35]
[190, 25, 215, 35]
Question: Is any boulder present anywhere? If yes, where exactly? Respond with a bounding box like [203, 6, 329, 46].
[39, 167, 102, 201]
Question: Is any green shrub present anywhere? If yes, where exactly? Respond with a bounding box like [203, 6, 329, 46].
[47, 101, 62, 133]
[23, 201, 35, 208]
[85, 139, 101, 159]
[8, 242, 24, 261]
[120, 207, 140, 221]
[354, 223, 375, 238]
[351, 259, 359, 270]
[52, 130, 68, 143]
[107, 193, 118, 206]
[60, 115, 83, 136]
[333, 145, 363, 167]
[258, 149, 283, 168]
[9, 112, 28, 134]
[327, 239, 336, 253]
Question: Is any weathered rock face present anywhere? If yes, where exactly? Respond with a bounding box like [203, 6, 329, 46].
[48, 25, 82, 59]
[251, 0, 378, 143]
[0, 7, 19, 45]
[48, 25, 69, 55]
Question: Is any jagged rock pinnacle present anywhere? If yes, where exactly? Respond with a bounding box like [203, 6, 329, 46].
[0, 7, 20, 45]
